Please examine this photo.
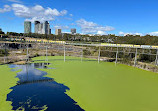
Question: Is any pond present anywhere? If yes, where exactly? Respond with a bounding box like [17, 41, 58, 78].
[1, 56, 158, 111]
[7, 63, 84, 111]
[31, 56, 158, 111]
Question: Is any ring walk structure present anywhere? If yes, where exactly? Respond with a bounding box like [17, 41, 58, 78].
[1, 38, 158, 66]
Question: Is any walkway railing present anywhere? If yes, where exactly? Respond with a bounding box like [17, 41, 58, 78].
[0, 39, 158, 69]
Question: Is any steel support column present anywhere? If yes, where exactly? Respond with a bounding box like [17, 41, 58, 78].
[155, 49, 158, 66]
[134, 48, 138, 67]
[81, 47, 83, 62]
[98, 47, 101, 63]
[26, 44, 29, 62]
[46, 46, 48, 62]
[115, 47, 119, 65]
[64, 45, 66, 62]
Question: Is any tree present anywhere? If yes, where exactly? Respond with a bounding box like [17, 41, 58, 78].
[0, 28, 5, 34]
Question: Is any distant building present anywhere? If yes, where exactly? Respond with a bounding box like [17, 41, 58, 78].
[55, 29, 62, 35]
[24, 21, 31, 33]
[34, 21, 51, 34]
[49, 29, 51, 35]
[71, 28, 76, 34]
[34, 21, 40, 34]
[38, 23, 43, 34]
[44, 21, 51, 34]
[43, 21, 48, 34]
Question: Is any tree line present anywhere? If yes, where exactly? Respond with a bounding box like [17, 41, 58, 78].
[2, 32, 158, 45]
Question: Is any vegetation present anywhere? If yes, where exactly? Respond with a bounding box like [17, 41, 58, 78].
[0, 28, 5, 34]
[3, 32, 158, 45]
[0, 49, 9, 57]
[82, 46, 157, 64]
[2, 31, 158, 64]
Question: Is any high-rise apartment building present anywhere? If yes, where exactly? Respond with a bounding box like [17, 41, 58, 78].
[34, 21, 40, 34]
[47, 22, 51, 35]
[55, 29, 62, 35]
[43, 21, 47, 34]
[24, 21, 31, 33]
[71, 28, 76, 34]
[34, 21, 51, 34]
[49, 29, 51, 35]
[38, 23, 43, 34]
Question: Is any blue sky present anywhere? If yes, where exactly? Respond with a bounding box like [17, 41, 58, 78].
[0, 0, 158, 35]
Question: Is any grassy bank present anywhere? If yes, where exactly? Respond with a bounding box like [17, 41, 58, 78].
[33, 56, 158, 111]
[0, 65, 19, 111]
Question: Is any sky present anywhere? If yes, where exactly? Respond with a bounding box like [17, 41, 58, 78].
[0, 0, 158, 36]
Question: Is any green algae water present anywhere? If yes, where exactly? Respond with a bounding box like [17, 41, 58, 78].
[33, 56, 158, 111]
[1, 56, 158, 111]
[0, 65, 19, 111]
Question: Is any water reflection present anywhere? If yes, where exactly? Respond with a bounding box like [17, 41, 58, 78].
[7, 63, 84, 111]
[9, 63, 53, 84]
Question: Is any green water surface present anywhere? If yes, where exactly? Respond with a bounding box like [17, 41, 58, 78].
[0, 65, 19, 111]
[1, 56, 158, 111]
[32, 56, 158, 111]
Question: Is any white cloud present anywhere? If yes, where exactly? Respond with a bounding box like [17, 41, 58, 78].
[53, 25, 69, 29]
[119, 31, 124, 35]
[76, 19, 114, 34]
[7, 0, 22, 3]
[0, 5, 11, 13]
[119, 31, 143, 36]
[12, 4, 30, 17]
[119, 31, 158, 36]
[148, 31, 158, 36]
[135, 33, 143, 36]
[12, 4, 68, 22]
[69, 14, 73, 17]
[60, 10, 68, 16]
[44, 8, 60, 16]
[97, 31, 107, 35]
[70, 23, 75, 25]
[0, 4, 68, 22]
[33, 5, 44, 11]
